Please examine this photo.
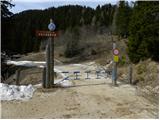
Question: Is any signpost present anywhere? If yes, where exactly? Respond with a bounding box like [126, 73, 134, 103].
[36, 19, 57, 88]
[112, 43, 119, 86]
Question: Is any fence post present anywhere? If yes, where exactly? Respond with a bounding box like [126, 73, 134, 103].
[15, 69, 20, 85]
[42, 67, 46, 88]
[128, 64, 133, 84]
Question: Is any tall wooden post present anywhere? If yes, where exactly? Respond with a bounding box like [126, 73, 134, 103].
[42, 67, 46, 88]
[36, 18, 56, 88]
[49, 37, 54, 86]
[46, 43, 50, 88]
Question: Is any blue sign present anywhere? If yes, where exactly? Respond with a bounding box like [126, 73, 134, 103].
[48, 23, 56, 31]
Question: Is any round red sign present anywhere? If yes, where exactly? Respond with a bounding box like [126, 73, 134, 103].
[113, 49, 119, 55]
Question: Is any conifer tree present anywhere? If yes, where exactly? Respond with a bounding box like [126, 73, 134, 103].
[128, 1, 158, 63]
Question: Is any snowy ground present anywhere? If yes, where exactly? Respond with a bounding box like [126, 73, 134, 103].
[6, 60, 46, 68]
[0, 83, 35, 101]
[3, 60, 87, 100]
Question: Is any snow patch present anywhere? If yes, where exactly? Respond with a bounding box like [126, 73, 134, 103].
[59, 80, 72, 87]
[0, 83, 36, 101]
[6, 60, 45, 68]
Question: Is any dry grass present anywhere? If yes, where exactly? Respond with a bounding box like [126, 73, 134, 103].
[5, 67, 43, 85]
[133, 59, 158, 88]
[118, 59, 159, 104]
[133, 59, 159, 104]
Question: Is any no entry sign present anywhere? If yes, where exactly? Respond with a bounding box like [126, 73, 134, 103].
[113, 49, 119, 55]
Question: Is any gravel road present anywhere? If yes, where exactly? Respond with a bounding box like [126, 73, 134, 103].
[1, 61, 158, 118]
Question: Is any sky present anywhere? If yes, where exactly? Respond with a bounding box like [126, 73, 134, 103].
[10, 0, 133, 13]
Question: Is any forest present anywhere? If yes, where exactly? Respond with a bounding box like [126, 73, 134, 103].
[1, 0, 159, 63]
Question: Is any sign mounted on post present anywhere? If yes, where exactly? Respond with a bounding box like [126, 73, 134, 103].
[48, 19, 56, 31]
[36, 18, 57, 88]
[113, 55, 119, 62]
[36, 30, 57, 37]
[113, 49, 119, 56]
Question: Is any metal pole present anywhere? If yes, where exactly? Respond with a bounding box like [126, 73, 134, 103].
[112, 62, 117, 85]
[113, 42, 116, 49]
[46, 42, 50, 88]
[112, 42, 117, 86]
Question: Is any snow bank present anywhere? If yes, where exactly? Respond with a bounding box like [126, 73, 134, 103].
[59, 80, 72, 87]
[0, 83, 36, 101]
[6, 60, 45, 67]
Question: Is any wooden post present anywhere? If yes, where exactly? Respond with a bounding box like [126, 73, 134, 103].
[6, 72, 9, 80]
[36, 18, 56, 88]
[15, 69, 20, 85]
[46, 43, 50, 88]
[49, 37, 54, 86]
[42, 67, 46, 88]
[128, 64, 132, 84]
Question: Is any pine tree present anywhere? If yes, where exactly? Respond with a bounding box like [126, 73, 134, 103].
[1, 0, 14, 18]
[128, 1, 159, 63]
[115, 1, 131, 37]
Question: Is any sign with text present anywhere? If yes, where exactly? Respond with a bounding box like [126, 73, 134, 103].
[36, 30, 57, 37]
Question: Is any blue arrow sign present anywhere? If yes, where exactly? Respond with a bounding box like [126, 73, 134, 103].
[48, 23, 56, 31]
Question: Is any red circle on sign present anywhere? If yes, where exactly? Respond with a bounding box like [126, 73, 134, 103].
[113, 49, 119, 55]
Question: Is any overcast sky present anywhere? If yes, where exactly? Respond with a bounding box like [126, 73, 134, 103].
[10, 0, 133, 13]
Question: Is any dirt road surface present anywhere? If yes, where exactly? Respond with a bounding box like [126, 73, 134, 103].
[1, 62, 158, 118]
